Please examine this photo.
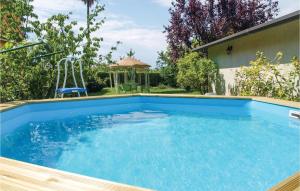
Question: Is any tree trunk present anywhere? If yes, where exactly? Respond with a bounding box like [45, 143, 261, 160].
[87, 2, 90, 41]
[86, 2, 91, 69]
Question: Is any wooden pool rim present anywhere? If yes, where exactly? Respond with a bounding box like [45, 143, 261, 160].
[1, 94, 299, 190]
[0, 156, 299, 191]
[1, 94, 299, 112]
[0, 157, 152, 191]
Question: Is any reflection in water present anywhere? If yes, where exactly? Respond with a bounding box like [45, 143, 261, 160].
[1, 110, 168, 167]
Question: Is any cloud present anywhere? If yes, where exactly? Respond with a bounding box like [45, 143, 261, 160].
[31, 0, 167, 66]
[277, 0, 300, 16]
[32, 0, 84, 21]
[152, 0, 172, 7]
[99, 14, 167, 65]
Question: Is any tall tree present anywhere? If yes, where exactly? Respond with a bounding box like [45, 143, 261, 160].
[80, 0, 96, 42]
[165, 0, 279, 61]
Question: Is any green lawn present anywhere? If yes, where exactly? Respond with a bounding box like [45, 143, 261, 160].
[88, 87, 201, 96]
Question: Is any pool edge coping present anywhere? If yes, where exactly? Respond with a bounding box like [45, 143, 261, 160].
[0, 157, 154, 191]
[0, 94, 299, 112]
[268, 172, 300, 191]
[1, 156, 299, 191]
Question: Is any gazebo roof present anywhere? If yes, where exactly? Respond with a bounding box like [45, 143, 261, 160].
[110, 57, 150, 69]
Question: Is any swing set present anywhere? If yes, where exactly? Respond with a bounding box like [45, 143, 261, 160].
[0, 41, 88, 98]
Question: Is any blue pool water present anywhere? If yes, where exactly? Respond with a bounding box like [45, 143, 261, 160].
[1, 96, 299, 191]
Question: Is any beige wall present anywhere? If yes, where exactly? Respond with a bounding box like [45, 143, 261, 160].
[208, 19, 300, 95]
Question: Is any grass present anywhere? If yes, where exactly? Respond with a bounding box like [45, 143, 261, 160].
[88, 87, 202, 96]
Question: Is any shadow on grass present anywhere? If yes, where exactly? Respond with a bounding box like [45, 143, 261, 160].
[88, 88, 115, 96]
[150, 89, 188, 94]
[88, 87, 201, 96]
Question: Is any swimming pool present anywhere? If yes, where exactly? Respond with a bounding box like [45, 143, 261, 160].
[1, 96, 299, 191]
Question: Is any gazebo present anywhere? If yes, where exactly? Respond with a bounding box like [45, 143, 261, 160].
[109, 57, 151, 93]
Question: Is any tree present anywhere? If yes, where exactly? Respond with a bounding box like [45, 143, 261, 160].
[80, 4, 105, 69]
[80, 0, 96, 41]
[165, 0, 279, 61]
[0, 2, 118, 102]
[156, 50, 177, 87]
[0, 0, 37, 42]
[177, 52, 218, 93]
[126, 49, 135, 57]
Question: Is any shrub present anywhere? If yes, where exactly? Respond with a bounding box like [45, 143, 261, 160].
[86, 66, 109, 93]
[156, 51, 177, 87]
[235, 52, 300, 101]
[176, 52, 218, 94]
[149, 72, 162, 87]
[0, 42, 56, 102]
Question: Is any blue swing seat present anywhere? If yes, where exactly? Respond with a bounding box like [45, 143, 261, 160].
[56, 87, 87, 94]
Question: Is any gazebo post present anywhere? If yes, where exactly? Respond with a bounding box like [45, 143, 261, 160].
[109, 72, 113, 89]
[124, 71, 128, 83]
[114, 72, 119, 93]
[133, 69, 136, 83]
[144, 71, 149, 92]
[146, 71, 150, 92]
[138, 73, 141, 84]
[117, 72, 119, 93]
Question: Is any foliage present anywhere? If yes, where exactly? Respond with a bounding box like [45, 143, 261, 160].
[177, 52, 218, 93]
[156, 50, 177, 87]
[0, 1, 118, 102]
[148, 72, 162, 87]
[165, 0, 278, 61]
[86, 66, 109, 92]
[126, 49, 135, 57]
[235, 52, 300, 101]
[0, 0, 37, 42]
[80, 0, 97, 31]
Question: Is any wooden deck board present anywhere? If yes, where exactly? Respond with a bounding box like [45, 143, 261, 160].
[268, 172, 300, 191]
[1, 157, 300, 191]
[0, 157, 153, 191]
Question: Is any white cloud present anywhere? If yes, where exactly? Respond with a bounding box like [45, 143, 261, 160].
[277, 0, 300, 16]
[99, 14, 166, 65]
[31, 0, 167, 66]
[32, 0, 84, 21]
[152, 0, 172, 7]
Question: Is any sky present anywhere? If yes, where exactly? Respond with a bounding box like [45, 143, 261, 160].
[31, 0, 299, 67]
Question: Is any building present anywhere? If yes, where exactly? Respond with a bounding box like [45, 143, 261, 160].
[194, 11, 300, 95]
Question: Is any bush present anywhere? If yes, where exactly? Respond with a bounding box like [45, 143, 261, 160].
[176, 52, 218, 94]
[149, 72, 162, 86]
[86, 80, 105, 93]
[235, 52, 300, 101]
[86, 67, 108, 93]
[0, 42, 57, 102]
[156, 51, 177, 87]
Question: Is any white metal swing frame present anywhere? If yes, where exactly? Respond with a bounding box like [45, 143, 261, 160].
[54, 56, 88, 98]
